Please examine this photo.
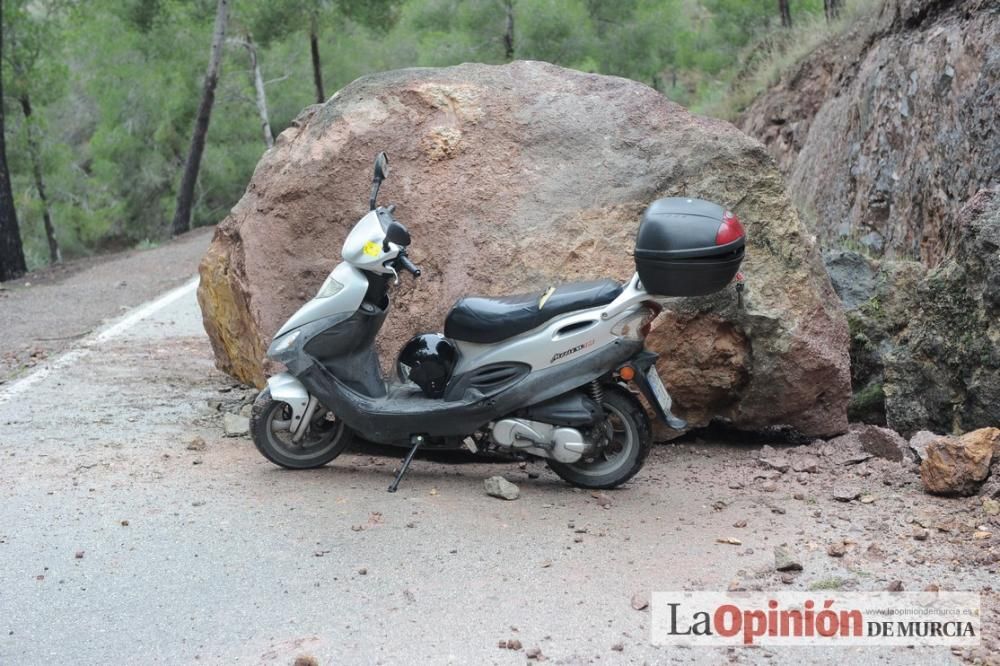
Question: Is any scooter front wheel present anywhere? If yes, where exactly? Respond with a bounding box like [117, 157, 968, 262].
[250, 388, 354, 469]
[546, 386, 651, 489]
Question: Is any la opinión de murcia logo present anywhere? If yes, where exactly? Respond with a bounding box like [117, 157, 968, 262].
[651, 592, 980, 647]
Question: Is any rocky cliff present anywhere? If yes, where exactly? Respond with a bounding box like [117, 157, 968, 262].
[197, 61, 851, 437]
[740, 0, 999, 265]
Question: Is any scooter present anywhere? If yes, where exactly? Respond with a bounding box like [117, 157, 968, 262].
[251, 152, 746, 491]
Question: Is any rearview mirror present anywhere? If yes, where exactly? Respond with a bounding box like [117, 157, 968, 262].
[369, 151, 389, 210]
[374, 152, 389, 181]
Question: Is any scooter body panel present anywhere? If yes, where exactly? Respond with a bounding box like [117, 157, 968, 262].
[274, 262, 370, 339]
[297, 337, 643, 444]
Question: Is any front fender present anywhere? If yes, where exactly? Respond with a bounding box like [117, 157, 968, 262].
[267, 372, 310, 431]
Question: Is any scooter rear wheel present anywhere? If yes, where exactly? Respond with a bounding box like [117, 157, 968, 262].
[250, 388, 354, 469]
[546, 386, 651, 489]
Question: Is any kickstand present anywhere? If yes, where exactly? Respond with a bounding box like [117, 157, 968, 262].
[387, 434, 425, 493]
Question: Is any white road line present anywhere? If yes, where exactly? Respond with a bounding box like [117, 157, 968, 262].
[0, 276, 200, 405]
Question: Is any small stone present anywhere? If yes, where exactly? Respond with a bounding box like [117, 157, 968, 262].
[484, 476, 520, 500]
[526, 646, 543, 659]
[611, 642, 624, 652]
[186, 436, 206, 451]
[733, 520, 748, 528]
[507, 638, 522, 651]
[793, 492, 805, 500]
[924, 583, 940, 592]
[631, 592, 649, 611]
[239, 403, 253, 418]
[222, 413, 250, 437]
[774, 546, 802, 571]
[792, 456, 819, 473]
[761, 481, 778, 493]
[982, 498, 1000, 516]
[358, 568, 367, 575]
[120, 520, 129, 527]
[498, 640, 507, 649]
[912, 527, 929, 541]
[728, 480, 745, 490]
[827, 542, 846, 558]
[832, 485, 861, 502]
[292, 657, 319, 666]
[860, 494, 876, 504]
[74, 551, 84, 559]
[887, 580, 904, 592]
[780, 572, 796, 584]
[717, 537, 742, 545]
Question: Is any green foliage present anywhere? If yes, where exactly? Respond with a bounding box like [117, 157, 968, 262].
[2, 0, 873, 268]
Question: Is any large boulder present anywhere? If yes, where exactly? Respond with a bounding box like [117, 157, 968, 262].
[197, 61, 850, 437]
[740, 0, 1000, 264]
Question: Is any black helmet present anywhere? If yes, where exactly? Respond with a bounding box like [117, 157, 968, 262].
[396, 333, 457, 398]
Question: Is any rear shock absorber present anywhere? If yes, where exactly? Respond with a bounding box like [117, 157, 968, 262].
[588, 380, 604, 404]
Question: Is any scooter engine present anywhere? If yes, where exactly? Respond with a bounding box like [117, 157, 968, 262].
[490, 418, 587, 463]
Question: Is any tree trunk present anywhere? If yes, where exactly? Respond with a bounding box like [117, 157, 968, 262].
[0, 0, 27, 282]
[235, 35, 273, 148]
[779, 0, 792, 28]
[503, 0, 514, 61]
[309, 13, 325, 103]
[824, 0, 842, 21]
[19, 94, 60, 264]
[170, 0, 229, 237]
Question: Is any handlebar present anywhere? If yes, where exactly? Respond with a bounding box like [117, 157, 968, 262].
[397, 252, 421, 278]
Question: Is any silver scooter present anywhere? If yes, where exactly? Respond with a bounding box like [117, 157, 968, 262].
[251, 152, 746, 491]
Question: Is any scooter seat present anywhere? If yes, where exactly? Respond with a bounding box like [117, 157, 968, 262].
[444, 279, 623, 344]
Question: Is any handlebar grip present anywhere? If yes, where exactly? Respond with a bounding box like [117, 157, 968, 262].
[398, 254, 421, 277]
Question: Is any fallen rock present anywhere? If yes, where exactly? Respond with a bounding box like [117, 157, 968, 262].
[920, 428, 999, 496]
[527, 646, 543, 659]
[853, 424, 910, 463]
[631, 592, 649, 611]
[759, 446, 791, 472]
[792, 455, 820, 473]
[887, 581, 904, 592]
[484, 476, 520, 501]
[827, 542, 846, 558]
[222, 413, 250, 438]
[186, 436, 207, 451]
[832, 485, 861, 502]
[774, 546, 803, 572]
[197, 61, 850, 437]
[912, 528, 929, 541]
[826, 431, 873, 465]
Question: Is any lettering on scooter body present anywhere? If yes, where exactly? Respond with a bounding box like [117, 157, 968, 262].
[550, 339, 596, 364]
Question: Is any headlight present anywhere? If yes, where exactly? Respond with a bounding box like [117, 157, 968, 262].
[610, 307, 656, 340]
[316, 275, 344, 298]
[270, 329, 301, 355]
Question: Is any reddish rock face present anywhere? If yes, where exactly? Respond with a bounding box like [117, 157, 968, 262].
[197, 61, 850, 437]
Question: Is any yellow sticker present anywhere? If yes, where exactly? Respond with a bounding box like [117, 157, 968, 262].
[363, 241, 381, 257]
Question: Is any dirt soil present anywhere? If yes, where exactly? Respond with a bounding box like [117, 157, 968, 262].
[0, 226, 214, 383]
[0, 242, 997, 664]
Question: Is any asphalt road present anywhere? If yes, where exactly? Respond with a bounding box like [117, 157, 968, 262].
[0, 274, 995, 664]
